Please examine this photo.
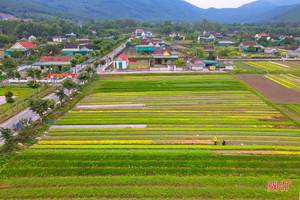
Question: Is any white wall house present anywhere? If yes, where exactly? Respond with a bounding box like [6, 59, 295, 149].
[113, 54, 129, 69]
[53, 36, 66, 43]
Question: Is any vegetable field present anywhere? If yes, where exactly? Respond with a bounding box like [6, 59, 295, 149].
[234, 61, 300, 74]
[1, 74, 299, 199]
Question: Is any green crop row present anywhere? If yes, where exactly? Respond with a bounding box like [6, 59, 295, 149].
[2, 166, 299, 178]
[38, 140, 152, 145]
[0, 186, 297, 199]
[7, 159, 299, 169]
[13, 150, 299, 162]
[2, 175, 297, 189]
[30, 144, 300, 151]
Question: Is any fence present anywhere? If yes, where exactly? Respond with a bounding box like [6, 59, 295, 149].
[9, 77, 68, 83]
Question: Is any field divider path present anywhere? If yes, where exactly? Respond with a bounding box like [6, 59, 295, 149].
[49, 125, 148, 129]
[77, 104, 146, 109]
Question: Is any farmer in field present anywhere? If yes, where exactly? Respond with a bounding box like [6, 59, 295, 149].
[214, 137, 217, 145]
[222, 140, 226, 146]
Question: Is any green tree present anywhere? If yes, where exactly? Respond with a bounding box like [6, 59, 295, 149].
[14, 71, 21, 80]
[78, 71, 89, 84]
[175, 59, 186, 67]
[27, 80, 40, 96]
[28, 99, 54, 120]
[55, 87, 67, 106]
[27, 80, 39, 89]
[1, 56, 16, 72]
[26, 68, 35, 79]
[62, 77, 75, 95]
[5, 91, 14, 108]
[33, 68, 42, 79]
[93, 60, 99, 69]
[14, 118, 38, 144]
[0, 128, 15, 153]
[70, 58, 78, 74]
[207, 51, 216, 60]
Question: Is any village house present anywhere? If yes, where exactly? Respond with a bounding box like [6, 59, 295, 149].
[32, 56, 71, 71]
[90, 30, 97, 35]
[218, 39, 235, 46]
[136, 39, 164, 53]
[264, 47, 278, 54]
[65, 32, 76, 38]
[135, 29, 144, 36]
[288, 46, 300, 57]
[4, 41, 36, 56]
[76, 39, 92, 45]
[255, 33, 270, 40]
[189, 57, 205, 71]
[239, 42, 261, 52]
[53, 36, 67, 43]
[28, 35, 36, 42]
[80, 45, 93, 54]
[61, 44, 90, 56]
[199, 35, 215, 41]
[202, 46, 215, 51]
[113, 54, 129, 69]
[153, 49, 178, 67]
[96, 36, 114, 40]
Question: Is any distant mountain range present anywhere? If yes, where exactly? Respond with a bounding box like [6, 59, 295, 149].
[0, 0, 299, 24]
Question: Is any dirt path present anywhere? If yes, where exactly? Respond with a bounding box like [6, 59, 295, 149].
[236, 74, 300, 104]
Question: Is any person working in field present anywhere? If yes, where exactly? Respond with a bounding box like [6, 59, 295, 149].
[214, 137, 217, 145]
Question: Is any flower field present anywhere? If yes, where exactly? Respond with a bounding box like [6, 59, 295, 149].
[1, 74, 299, 199]
[265, 74, 300, 91]
[234, 61, 300, 74]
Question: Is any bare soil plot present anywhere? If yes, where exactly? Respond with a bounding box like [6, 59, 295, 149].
[236, 74, 300, 104]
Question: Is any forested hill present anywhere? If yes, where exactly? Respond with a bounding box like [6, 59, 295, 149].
[0, 0, 299, 23]
[0, 0, 91, 24]
[267, 4, 300, 23]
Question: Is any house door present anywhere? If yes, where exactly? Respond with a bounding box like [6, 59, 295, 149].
[119, 62, 123, 69]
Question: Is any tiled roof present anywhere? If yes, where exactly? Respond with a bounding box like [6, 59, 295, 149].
[40, 56, 71, 62]
[289, 46, 298, 51]
[18, 41, 36, 49]
[154, 49, 171, 55]
[203, 46, 214, 50]
[118, 54, 128, 60]
[241, 42, 256, 46]
[190, 57, 199, 64]
[53, 36, 61, 39]
[64, 44, 79, 49]
[81, 45, 93, 50]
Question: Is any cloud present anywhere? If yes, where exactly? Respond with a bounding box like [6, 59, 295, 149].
[184, 0, 258, 9]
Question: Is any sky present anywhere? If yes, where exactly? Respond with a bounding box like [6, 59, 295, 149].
[184, 0, 258, 9]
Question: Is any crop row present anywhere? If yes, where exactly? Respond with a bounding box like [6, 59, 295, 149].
[265, 74, 300, 91]
[30, 144, 300, 151]
[42, 135, 300, 141]
[13, 150, 299, 162]
[0, 186, 297, 199]
[7, 159, 299, 169]
[0, 175, 283, 189]
[2, 166, 299, 178]
[246, 61, 300, 73]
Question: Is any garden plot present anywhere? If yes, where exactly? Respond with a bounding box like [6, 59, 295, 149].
[1, 74, 299, 199]
[265, 74, 300, 91]
[236, 74, 300, 104]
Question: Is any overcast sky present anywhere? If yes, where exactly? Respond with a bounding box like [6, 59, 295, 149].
[184, 0, 258, 9]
